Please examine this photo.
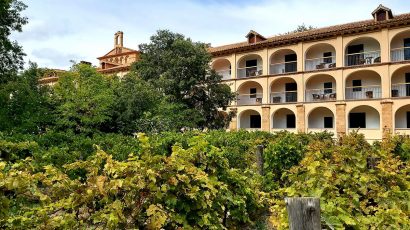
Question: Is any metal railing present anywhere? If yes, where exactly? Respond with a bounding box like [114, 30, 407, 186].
[391, 47, 410, 62]
[237, 66, 263, 78]
[345, 85, 381, 100]
[391, 83, 410, 98]
[305, 88, 336, 102]
[305, 57, 336, 71]
[237, 93, 263, 105]
[215, 69, 231, 80]
[345, 50, 381, 66]
[270, 61, 297, 74]
[270, 91, 297, 103]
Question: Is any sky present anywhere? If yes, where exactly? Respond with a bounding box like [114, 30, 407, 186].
[11, 0, 410, 70]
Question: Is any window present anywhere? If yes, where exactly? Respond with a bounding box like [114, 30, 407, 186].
[324, 82, 333, 94]
[324, 117, 333, 128]
[246, 59, 257, 67]
[352, 80, 362, 92]
[349, 113, 366, 128]
[323, 52, 332, 63]
[407, 111, 410, 129]
[285, 54, 297, 72]
[286, 114, 296, 128]
[250, 88, 257, 98]
[250, 115, 261, 128]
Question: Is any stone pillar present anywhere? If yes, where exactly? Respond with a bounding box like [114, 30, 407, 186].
[229, 108, 238, 131]
[261, 106, 271, 132]
[336, 103, 347, 137]
[381, 100, 393, 138]
[296, 104, 305, 133]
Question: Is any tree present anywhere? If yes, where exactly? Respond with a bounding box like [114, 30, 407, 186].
[281, 23, 316, 35]
[131, 30, 235, 130]
[53, 63, 115, 135]
[0, 0, 28, 83]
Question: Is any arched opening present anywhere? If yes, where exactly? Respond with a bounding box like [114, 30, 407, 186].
[348, 105, 380, 129]
[395, 105, 410, 132]
[270, 49, 297, 74]
[237, 81, 263, 105]
[345, 70, 381, 100]
[308, 107, 334, 131]
[272, 108, 296, 130]
[270, 77, 297, 103]
[305, 43, 336, 71]
[305, 74, 336, 102]
[237, 54, 263, 78]
[390, 30, 410, 62]
[239, 109, 261, 130]
[391, 66, 410, 98]
[212, 58, 231, 80]
[345, 37, 381, 66]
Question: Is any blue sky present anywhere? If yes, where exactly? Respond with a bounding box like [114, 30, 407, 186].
[11, 0, 410, 69]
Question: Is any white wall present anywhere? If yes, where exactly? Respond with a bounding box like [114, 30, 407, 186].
[308, 108, 334, 128]
[238, 55, 263, 68]
[348, 38, 380, 52]
[395, 105, 410, 128]
[391, 30, 410, 49]
[239, 110, 260, 128]
[349, 106, 380, 129]
[345, 71, 381, 87]
[271, 49, 296, 64]
[306, 44, 336, 59]
[272, 109, 294, 128]
[271, 78, 297, 92]
[306, 75, 336, 90]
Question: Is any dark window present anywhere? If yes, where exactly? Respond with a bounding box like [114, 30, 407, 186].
[347, 44, 364, 66]
[323, 52, 332, 63]
[324, 117, 333, 128]
[246, 59, 257, 67]
[376, 11, 386, 21]
[250, 88, 257, 98]
[250, 115, 261, 128]
[404, 38, 410, 60]
[285, 54, 297, 72]
[406, 73, 410, 96]
[349, 113, 366, 128]
[324, 82, 333, 94]
[352, 80, 362, 92]
[286, 114, 296, 128]
[285, 82, 297, 102]
[407, 112, 410, 129]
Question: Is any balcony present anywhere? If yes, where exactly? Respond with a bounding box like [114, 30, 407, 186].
[237, 66, 263, 78]
[237, 93, 263, 105]
[305, 88, 336, 102]
[391, 83, 410, 98]
[305, 57, 336, 71]
[270, 61, 297, 74]
[270, 91, 297, 103]
[216, 69, 231, 80]
[345, 51, 381, 66]
[345, 85, 381, 100]
[391, 47, 410, 62]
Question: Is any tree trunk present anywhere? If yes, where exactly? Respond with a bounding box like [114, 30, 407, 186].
[285, 197, 321, 230]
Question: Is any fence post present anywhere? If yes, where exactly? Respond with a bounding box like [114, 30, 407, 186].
[285, 197, 321, 230]
[256, 145, 264, 175]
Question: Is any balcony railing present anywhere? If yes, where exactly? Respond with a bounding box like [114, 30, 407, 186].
[270, 61, 297, 74]
[345, 85, 381, 100]
[237, 66, 263, 78]
[305, 88, 336, 102]
[391, 47, 410, 62]
[215, 69, 231, 80]
[391, 83, 410, 98]
[345, 51, 381, 66]
[237, 93, 263, 105]
[270, 91, 297, 103]
[305, 57, 336, 71]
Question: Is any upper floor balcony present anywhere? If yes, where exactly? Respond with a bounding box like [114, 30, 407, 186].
[212, 58, 231, 80]
[345, 37, 381, 66]
[270, 77, 297, 103]
[345, 70, 382, 100]
[391, 65, 410, 98]
[305, 44, 336, 71]
[237, 54, 263, 78]
[236, 81, 263, 105]
[270, 49, 297, 74]
[305, 74, 337, 102]
[390, 30, 410, 62]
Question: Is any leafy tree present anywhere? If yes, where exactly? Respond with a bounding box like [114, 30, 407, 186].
[0, 0, 28, 83]
[53, 63, 115, 135]
[131, 30, 235, 130]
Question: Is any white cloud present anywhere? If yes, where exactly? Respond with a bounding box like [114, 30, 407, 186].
[10, 0, 410, 69]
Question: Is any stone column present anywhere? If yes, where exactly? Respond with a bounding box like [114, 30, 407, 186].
[296, 104, 305, 133]
[381, 100, 393, 138]
[229, 108, 238, 131]
[261, 106, 271, 132]
[336, 103, 347, 137]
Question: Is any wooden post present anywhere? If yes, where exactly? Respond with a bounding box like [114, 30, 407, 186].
[285, 197, 321, 230]
[256, 145, 264, 175]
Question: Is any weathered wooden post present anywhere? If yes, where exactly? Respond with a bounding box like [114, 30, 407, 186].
[256, 145, 264, 175]
[285, 197, 321, 230]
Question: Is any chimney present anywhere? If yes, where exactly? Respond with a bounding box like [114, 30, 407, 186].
[114, 31, 124, 48]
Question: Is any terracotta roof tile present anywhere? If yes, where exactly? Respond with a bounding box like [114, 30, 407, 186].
[209, 12, 410, 56]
